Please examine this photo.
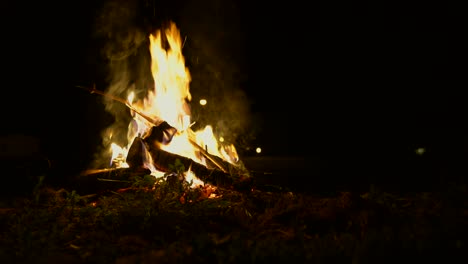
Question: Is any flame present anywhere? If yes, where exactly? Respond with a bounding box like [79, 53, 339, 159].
[108, 22, 239, 185]
[110, 143, 129, 168]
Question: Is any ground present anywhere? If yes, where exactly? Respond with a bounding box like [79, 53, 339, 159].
[1, 164, 467, 263]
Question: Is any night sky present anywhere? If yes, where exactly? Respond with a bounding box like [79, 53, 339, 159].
[2, 1, 466, 180]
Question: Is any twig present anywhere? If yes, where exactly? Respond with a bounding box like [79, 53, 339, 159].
[76, 84, 161, 126]
[185, 129, 228, 173]
[97, 178, 132, 183]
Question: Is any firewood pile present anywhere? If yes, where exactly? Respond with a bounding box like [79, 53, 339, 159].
[73, 121, 253, 194]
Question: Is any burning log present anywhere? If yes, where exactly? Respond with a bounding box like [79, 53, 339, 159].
[143, 122, 231, 172]
[136, 121, 252, 189]
[142, 137, 233, 188]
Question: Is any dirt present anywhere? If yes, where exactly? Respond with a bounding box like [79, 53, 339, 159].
[1, 172, 467, 264]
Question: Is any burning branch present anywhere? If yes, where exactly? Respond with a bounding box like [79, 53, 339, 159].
[76, 84, 161, 126]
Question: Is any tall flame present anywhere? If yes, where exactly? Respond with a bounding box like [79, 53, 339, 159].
[147, 22, 192, 130]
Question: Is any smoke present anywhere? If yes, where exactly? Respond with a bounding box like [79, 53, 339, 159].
[178, 0, 255, 152]
[94, 0, 146, 62]
[91, 0, 151, 167]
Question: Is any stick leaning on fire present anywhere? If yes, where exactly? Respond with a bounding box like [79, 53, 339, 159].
[76, 84, 259, 190]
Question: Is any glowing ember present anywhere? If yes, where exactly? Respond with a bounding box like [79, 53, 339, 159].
[107, 22, 240, 185]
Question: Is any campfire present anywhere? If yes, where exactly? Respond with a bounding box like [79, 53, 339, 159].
[76, 22, 251, 194]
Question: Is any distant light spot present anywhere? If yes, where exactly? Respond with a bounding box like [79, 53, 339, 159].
[199, 99, 207, 106]
[219, 137, 224, 142]
[415, 147, 426, 156]
[256, 147, 262, 154]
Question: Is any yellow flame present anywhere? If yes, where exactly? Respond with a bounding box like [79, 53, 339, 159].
[127, 92, 135, 105]
[185, 170, 204, 187]
[146, 22, 191, 130]
[110, 143, 129, 168]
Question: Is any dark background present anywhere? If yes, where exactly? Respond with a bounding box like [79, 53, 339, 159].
[1, 0, 466, 189]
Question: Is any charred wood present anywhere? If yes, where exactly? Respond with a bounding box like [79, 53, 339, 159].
[144, 122, 232, 173]
[126, 137, 147, 168]
[143, 121, 177, 145]
[143, 139, 234, 188]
